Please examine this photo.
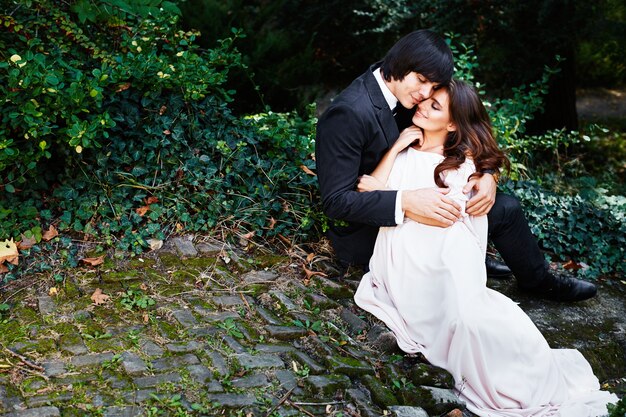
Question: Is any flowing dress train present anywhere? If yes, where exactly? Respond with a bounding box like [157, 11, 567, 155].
[354, 148, 618, 417]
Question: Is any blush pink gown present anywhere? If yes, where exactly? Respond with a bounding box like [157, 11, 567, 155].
[354, 148, 618, 417]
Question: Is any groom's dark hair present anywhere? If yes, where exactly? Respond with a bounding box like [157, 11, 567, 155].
[381, 30, 454, 85]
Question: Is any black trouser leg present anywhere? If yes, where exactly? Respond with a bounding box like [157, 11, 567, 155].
[487, 193, 549, 289]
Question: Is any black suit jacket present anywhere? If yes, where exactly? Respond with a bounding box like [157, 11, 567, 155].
[316, 63, 414, 265]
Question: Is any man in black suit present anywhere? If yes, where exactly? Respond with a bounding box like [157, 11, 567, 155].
[315, 30, 596, 302]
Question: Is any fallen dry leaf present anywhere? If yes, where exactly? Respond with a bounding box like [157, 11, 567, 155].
[90, 288, 110, 305]
[147, 239, 163, 251]
[81, 255, 105, 266]
[0, 263, 8, 273]
[300, 165, 316, 176]
[115, 82, 131, 92]
[163, 129, 171, 135]
[306, 253, 315, 263]
[143, 313, 149, 323]
[0, 239, 19, 266]
[139, 283, 148, 291]
[563, 260, 582, 271]
[268, 217, 277, 229]
[145, 196, 159, 205]
[159, 105, 167, 115]
[49, 287, 58, 297]
[17, 234, 36, 250]
[135, 205, 149, 216]
[242, 231, 255, 240]
[303, 264, 327, 280]
[42, 225, 58, 241]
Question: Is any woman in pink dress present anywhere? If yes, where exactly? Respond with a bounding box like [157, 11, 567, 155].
[354, 79, 617, 416]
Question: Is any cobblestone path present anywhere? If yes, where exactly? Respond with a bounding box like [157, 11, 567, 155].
[0, 236, 623, 417]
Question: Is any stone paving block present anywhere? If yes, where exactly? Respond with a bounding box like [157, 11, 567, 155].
[305, 293, 340, 309]
[42, 361, 66, 377]
[133, 372, 182, 389]
[139, 339, 164, 357]
[70, 352, 115, 367]
[235, 353, 284, 369]
[312, 276, 353, 299]
[255, 306, 283, 325]
[186, 365, 213, 384]
[303, 374, 351, 396]
[151, 353, 200, 371]
[254, 344, 294, 354]
[207, 393, 257, 408]
[265, 325, 308, 341]
[273, 370, 300, 392]
[207, 351, 230, 376]
[187, 326, 219, 338]
[196, 241, 222, 254]
[103, 406, 144, 417]
[420, 386, 465, 411]
[410, 363, 455, 389]
[165, 340, 203, 353]
[231, 373, 268, 388]
[121, 389, 156, 404]
[222, 335, 246, 353]
[121, 352, 147, 375]
[346, 388, 379, 417]
[362, 375, 398, 407]
[37, 296, 56, 316]
[339, 308, 368, 334]
[198, 311, 239, 323]
[389, 406, 429, 417]
[241, 270, 279, 284]
[58, 327, 89, 355]
[269, 291, 298, 311]
[171, 237, 198, 257]
[289, 350, 325, 375]
[25, 393, 73, 408]
[213, 295, 245, 307]
[4, 407, 60, 417]
[324, 355, 375, 377]
[171, 309, 198, 328]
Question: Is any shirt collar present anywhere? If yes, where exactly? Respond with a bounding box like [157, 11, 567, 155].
[373, 67, 398, 111]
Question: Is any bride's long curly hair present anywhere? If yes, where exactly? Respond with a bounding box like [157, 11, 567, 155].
[433, 79, 509, 188]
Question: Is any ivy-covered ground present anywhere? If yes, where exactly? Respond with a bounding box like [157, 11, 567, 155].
[0, 235, 623, 417]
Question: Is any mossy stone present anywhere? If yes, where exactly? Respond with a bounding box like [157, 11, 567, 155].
[362, 375, 398, 407]
[410, 363, 455, 389]
[325, 355, 375, 377]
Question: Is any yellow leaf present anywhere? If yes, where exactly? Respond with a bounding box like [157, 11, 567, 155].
[147, 239, 163, 251]
[0, 239, 18, 266]
[90, 288, 110, 305]
[49, 287, 58, 297]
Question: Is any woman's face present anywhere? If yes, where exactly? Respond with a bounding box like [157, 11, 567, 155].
[412, 88, 455, 133]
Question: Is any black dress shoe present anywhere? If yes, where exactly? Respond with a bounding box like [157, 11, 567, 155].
[485, 257, 513, 279]
[524, 273, 597, 302]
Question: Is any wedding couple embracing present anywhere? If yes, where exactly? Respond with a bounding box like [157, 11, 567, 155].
[315, 30, 617, 416]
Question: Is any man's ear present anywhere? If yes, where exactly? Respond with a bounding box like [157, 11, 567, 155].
[447, 123, 457, 132]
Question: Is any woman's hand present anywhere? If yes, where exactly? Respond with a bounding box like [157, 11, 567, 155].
[392, 126, 423, 153]
[357, 174, 387, 192]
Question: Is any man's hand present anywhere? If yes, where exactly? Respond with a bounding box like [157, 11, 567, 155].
[357, 175, 387, 192]
[402, 188, 461, 227]
[464, 174, 497, 216]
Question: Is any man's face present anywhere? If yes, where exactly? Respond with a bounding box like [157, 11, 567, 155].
[390, 72, 437, 109]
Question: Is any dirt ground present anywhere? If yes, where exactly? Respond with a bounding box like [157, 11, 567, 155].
[576, 87, 626, 123]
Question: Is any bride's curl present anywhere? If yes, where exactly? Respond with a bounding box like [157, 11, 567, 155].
[433, 80, 510, 188]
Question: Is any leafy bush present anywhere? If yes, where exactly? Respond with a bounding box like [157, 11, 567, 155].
[0, 1, 319, 281]
[453, 41, 625, 278]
